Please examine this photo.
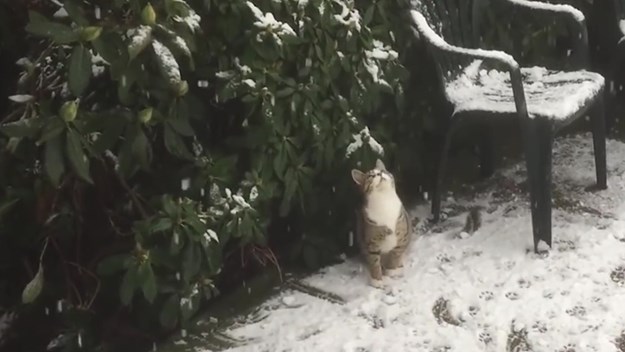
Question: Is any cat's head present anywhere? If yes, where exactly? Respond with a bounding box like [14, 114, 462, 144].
[351, 159, 396, 194]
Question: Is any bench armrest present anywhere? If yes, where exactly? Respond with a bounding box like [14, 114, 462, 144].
[409, 10, 530, 120]
[500, 0, 589, 67]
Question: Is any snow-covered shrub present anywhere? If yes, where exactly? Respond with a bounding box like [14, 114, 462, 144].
[0, 0, 410, 348]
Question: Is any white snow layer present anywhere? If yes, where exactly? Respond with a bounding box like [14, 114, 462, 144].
[410, 10, 519, 70]
[203, 134, 625, 352]
[346, 126, 384, 157]
[446, 62, 604, 119]
[507, 0, 585, 23]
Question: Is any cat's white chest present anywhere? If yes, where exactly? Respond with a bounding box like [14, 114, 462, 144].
[364, 190, 402, 233]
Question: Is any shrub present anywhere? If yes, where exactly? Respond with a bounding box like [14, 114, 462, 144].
[0, 0, 412, 349]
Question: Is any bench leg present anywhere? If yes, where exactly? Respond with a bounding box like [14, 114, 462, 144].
[524, 119, 553, 253]
[431, 129, 454, 223]
[477, 124, 495, 179]
[591, 93, 608, 189]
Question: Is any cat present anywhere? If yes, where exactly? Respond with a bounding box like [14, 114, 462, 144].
[352, 159, 411, 288]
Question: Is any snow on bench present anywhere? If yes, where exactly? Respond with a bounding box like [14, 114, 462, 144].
[445, 61, 604, 120]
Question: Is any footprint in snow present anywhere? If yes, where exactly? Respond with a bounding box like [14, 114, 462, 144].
[478, 331, 493, 345]
[557, 343, 576, 352]
[555, 239, 576, 252]
[505, 291, 520, 301]
[531, 320, 548, 333]
[479, 291, 494, 301]
[610, 266, 625, 286]
[565, 305, 586, 318]
[436, 253, 453, 263]
[517, 278, 531, 289]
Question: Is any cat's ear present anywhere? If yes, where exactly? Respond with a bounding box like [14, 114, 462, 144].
[351, 169, 366, 186]
[375, 159, 386, 171]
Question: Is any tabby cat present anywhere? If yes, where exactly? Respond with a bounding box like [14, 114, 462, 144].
[352, 159, 411, 288]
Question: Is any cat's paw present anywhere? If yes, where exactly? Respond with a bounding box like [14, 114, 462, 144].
[369, 278, 385, 289]
[384, 268, 403, 278]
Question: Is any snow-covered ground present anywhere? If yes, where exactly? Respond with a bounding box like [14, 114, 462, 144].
[210, 134, 625, 352]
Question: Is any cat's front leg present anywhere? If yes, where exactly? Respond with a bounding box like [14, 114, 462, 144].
[384, 247, 405, 278]
[365, 250, 384, 288]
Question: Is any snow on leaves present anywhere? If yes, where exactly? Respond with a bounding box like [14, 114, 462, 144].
[246, 1, 296, 46]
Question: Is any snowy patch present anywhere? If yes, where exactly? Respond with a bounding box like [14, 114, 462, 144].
[332, 0, 362, 32]
[246, 1, 296, 46]
[410, 10, 519, 70]
[507, 0, 585, 23]
[152, 40, 181, 85]
[91, 52, 107, 77]
[211, 134, 625, 352]
[345, 126, 384, 158]
[446, 64, 604, 119]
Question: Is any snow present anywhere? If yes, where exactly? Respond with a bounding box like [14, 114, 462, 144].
[246, 1, 296, 45]
[345, 126, 384, 158]
[507, 0, 585, 23]
[128, 25, 152, 58]
[152, 40, 181, 85]
[181, 11, 201, 32]
[8, 95, 34, 103]
[537, 240, 550, 253]
[91, 52, 107, 77]
[53, 7, 68, 18]
[445, 63, 604, 119]
[332, 0, 362, 32]
[172, 36, 191, 57]
[410, 10, 519, 70]
[206, 134, 625, 352]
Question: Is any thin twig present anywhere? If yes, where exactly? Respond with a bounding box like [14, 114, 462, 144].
[116, 170, 149, 219]
[66, 261, 101, 309]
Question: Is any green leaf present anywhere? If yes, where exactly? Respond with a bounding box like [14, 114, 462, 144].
[167, 100, 194, 137]
[276, 87, 295, 98]
[68, 45, 92, 96]
[65, 128, 93, 183]
[151, 218, 173, 233]
[22, 264, 44, 304]
[44, 135, 65, 187]
[279, 168, 297, 217]
[164, 125, 193, 160]
[182, 243, 201, 282]
[0, 118, 40, 138]
[63, 0, 89, 26]
[159, 294, 179, 328]
[118, 148, 139, 178]
[162, 196, 178, 218]
[97, 254, 132, 276]
[0, 199, 19, 221]
[139, 262, 157, 303]
[38, 117, 66, 145]
[92, 32, 125, 64]
[25, 11, 79, 44]
[165, 0, 191, 17]
[273, 145, 287, 180]
[170, 231, 184, 254]
[363, 5, 375, 26]
[131, 127, 152, 169]
[120, 265, 138, 305]
[92, 121, 126, 154]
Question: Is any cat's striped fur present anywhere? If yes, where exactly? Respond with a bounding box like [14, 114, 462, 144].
[352, 159, 411, 288]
